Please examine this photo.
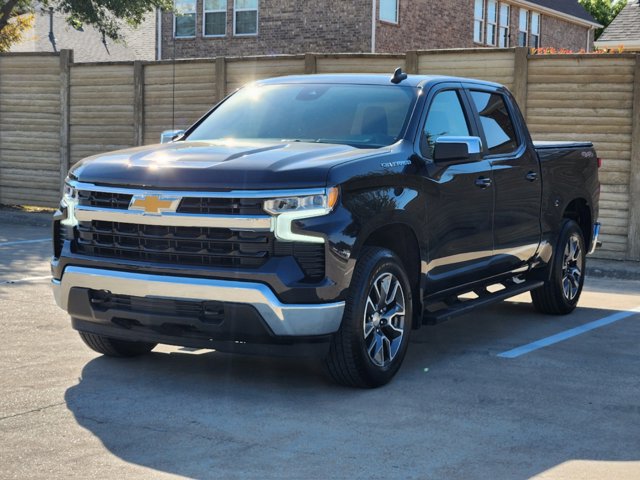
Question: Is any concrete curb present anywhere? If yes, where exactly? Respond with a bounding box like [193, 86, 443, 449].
[586, 258, 640, 281]
[0, 209, 52, 228]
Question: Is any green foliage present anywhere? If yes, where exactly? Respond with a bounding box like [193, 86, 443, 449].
[0, 0, 173, 51]
[0, 11, 33, 52]
[578, 0, 628, 39]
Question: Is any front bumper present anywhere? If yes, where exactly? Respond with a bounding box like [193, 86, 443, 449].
[53, 266, 345, 338]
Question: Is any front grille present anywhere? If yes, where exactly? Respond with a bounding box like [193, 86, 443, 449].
[73, 220, 325, 280]
[54, 220, 65, 257]
[78, 190, 132, 209]
[72, 188, 325, 280]
[177, 197, 265, 215]
[77, 189, 265, 215]
[89, 291, 225, 325]
[75, 221, 270, 268]
[275, 242, 326, 280]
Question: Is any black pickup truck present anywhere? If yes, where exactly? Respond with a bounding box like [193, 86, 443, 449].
[52, 71, 600, 387]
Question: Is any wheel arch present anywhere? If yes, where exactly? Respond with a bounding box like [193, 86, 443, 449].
[563, 198, 592, 252]
[358, 222, 424, 329]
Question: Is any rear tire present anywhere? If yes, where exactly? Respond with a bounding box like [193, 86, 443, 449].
[531, 219, 586, 315]
[78, 331, 157, 357]
[325, 247, 413, 388]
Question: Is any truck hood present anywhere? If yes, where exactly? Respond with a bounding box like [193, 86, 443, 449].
[69, 140, 385, 190]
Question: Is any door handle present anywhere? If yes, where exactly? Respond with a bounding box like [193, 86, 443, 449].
[475, 177, 492, 189]
[526, 171, 538, 182]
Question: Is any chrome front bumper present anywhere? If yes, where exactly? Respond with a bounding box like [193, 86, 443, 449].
[52, 266, 345, 337]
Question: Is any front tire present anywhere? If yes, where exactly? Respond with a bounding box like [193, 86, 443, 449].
[531, 219, 586, 315]
[78, 330, 157, 357]
[325, 247, 413, 388]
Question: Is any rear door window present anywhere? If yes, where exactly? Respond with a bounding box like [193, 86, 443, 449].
[469, 91, 518, 155]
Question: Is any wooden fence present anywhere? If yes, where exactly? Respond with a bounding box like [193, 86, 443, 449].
[0, 47, 638, 261]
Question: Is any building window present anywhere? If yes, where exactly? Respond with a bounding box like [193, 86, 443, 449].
[518, 9, 529, 47]
[531, 12, 541, 48]
[380, 0, 399, 23]
[487, 0, 498, 46]
[174, 0, 196, 38]
[204, 0, 227, 36]
[499, 4, 510, 48]
[234, 0, 258, 35]
[474, 0, 485, 44]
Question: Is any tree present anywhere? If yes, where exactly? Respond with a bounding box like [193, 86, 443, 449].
[579, 0, 628, 39]
[0, 0, 172, 52]
[0, 1, 33, 52]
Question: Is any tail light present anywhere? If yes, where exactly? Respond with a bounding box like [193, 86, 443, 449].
[597, 158, 603, 168]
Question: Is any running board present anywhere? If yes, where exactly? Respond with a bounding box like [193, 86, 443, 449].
[422, 280, 545, 325]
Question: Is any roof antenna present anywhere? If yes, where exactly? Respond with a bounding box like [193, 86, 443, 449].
[390, 67, 408, 84]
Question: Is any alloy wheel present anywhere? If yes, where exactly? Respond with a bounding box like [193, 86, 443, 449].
[562, 233, 583, 301]
[363, 272, 406, 367]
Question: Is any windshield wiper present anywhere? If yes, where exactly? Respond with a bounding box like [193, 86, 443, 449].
[315, 139, 386, 149]
[278, 138, 385, 149]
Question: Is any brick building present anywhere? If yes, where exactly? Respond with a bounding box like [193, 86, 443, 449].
[160, 0, 600, 59]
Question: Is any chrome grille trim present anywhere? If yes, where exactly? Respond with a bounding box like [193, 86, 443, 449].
[68, 180, 327, 199]
[74, 206, 273, 231]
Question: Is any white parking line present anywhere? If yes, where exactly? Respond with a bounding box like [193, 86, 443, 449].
[0, 275, 52, 285]
[0, 238, 51, 247]
[498, 306, 640, 359]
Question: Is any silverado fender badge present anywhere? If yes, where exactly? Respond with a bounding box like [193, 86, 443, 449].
[129, 195, 181, 215]
[381, 160, 412, 168]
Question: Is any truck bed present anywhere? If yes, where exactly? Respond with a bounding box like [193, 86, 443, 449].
[533, 141, 594, 150]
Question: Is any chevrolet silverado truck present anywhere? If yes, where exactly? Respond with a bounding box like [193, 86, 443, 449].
[52, 71, 601, 388]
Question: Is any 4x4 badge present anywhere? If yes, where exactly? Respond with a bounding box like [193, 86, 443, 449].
[129, 195, 181, 215]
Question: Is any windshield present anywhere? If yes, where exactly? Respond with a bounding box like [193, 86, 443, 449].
[186, 83, 418, 148]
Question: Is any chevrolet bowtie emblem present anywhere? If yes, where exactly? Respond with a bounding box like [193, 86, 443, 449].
[129, 195, 180, 215]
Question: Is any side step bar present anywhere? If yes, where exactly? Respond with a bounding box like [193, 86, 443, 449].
[423, 280, 545, 325]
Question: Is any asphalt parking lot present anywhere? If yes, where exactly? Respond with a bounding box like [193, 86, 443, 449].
[1, 214, 639, 480]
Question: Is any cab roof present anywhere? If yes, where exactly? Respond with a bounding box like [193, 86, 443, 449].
[254, 74, 504, 90]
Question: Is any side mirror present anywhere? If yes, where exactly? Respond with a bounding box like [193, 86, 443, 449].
[160, 129, 185, 144]
[433, 136, 483, 165]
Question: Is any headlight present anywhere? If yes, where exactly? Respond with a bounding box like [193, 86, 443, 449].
[264, 187, 339, 243]
[263, 188, 338, 215]
[61, 181, 79, 227]
[62, 183, 77, 204]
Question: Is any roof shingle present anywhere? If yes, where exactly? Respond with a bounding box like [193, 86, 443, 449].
[10, 8, 156, 62]
[598, 0, 640, 43]
[527, 0, 599, 25]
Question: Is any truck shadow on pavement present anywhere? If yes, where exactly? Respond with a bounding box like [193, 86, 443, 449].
[64, 301, 640, 479]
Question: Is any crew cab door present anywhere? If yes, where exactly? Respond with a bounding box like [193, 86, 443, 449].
[418, 84, 495, 292]
[463, 85, 542, 273]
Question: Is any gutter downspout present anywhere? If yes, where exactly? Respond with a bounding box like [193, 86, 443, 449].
[48, 7, 58, 53]
[371, 0, 376, 53]
[587, 27, 593, 52]
[157, 8, 162, 60]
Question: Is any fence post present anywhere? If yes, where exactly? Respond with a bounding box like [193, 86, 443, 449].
[133, 61, 144, 146]
[59, 50, 72, 192]
[304, 53, 317, 74]
[216, 57, 227, 100]
[628, 54, 640, 261]
[513, 47, 529, 118]
[405, 51, 418, 74]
